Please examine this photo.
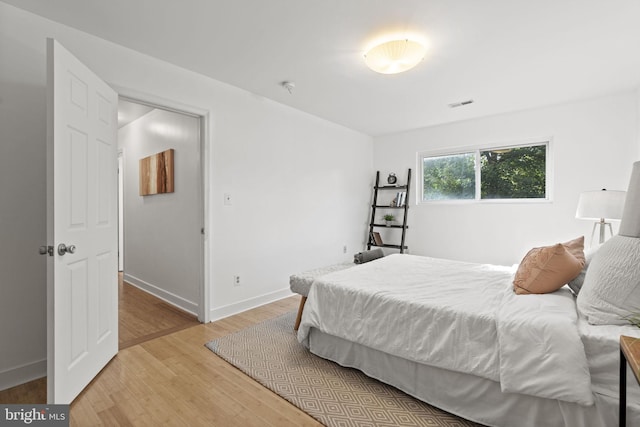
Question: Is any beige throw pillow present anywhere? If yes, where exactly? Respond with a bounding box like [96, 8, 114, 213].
[513, 236, 585, 295]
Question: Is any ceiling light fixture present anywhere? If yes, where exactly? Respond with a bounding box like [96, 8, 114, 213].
[364, 39, 426, 74]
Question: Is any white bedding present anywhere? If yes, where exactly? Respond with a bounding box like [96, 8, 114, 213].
[579, 317, 640, 401]
[497, 285, 592, 404]
[298, 253, 594, 405]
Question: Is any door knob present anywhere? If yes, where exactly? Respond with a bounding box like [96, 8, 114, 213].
[57, 243, 76, 256]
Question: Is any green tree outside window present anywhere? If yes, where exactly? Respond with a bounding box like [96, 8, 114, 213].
[480, 145, 546, 199]
[423, 153, 475, 200]
[422, 143, 547, 201]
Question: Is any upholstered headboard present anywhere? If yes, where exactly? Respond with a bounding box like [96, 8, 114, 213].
[619, 161, 640, 238]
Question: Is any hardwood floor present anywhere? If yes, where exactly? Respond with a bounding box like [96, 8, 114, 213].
[118, 277, 200, 350]
[0, 377, 47, 405]
[0, 276, 199, 405]
[1, 295, 321, 426]
[72, 295, 318, 426]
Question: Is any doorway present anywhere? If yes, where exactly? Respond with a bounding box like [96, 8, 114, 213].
[116, 98, 204, 346]
[45, 39, 209, 404]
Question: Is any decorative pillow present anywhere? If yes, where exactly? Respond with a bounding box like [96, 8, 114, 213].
[513, 236, 585, 295]
[563, 236, 586, 264]
[353, 248, 384, 264]
[577, 235, 640, 325]
[567, 245, 600, 295]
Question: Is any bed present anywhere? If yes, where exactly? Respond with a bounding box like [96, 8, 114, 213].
[296, 162, 640, 427]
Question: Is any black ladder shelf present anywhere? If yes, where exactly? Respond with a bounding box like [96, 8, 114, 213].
[367, 169, 411, 253]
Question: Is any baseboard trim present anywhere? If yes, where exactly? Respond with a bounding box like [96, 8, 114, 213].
[0, 359, 46, 392]
[209, 288, 294, 322]
[123, 273, 199, 316]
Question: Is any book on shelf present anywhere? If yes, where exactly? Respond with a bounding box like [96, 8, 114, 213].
[371, 231, 383, 245]
[394, 191, 406, 207]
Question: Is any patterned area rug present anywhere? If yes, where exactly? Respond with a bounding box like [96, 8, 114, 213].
[205, 312, 481, 427]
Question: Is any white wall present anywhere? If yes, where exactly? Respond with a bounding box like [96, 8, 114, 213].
[209, 95, 373, 318]
[374, 92, 639, 265]
[119, 108, 202, 315]
[0, 2, 373, 389]
[0, 4, 48, 389]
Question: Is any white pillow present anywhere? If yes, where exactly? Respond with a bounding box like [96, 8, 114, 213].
[577, 235, 640, 325]
[567, 244, 600, 295]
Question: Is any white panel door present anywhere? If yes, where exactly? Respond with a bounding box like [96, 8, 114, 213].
[46, 39, 118, 404]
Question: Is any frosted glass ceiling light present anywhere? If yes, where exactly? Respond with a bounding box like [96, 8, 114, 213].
[364, 39, 426, 74]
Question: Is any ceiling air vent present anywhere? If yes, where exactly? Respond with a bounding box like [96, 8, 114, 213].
[448, 99, 474, 108]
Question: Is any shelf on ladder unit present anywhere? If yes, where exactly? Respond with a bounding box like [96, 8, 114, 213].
[367, 169, 411, 254]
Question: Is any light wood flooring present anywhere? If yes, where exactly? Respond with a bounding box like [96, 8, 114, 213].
[1, 275, 200, 405]
[71, 296, 318, 426]
[0, 291, 320, 426]
[118, 276, 200, 350]
[0, 376, 47, 405]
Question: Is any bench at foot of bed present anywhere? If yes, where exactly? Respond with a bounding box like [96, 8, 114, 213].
[289, 262, 354, 331]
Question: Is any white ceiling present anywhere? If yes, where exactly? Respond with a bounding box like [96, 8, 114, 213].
[117, 99, 154, 129]
[7, 0, 640, 136]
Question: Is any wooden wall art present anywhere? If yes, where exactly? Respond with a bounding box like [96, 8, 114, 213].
[139, 148, 174, 196]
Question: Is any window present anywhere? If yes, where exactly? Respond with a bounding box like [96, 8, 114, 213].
[422, 152, 475, 200]
[420, 142, 549, 202]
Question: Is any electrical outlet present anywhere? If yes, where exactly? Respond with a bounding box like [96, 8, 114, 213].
[343, 245, 347, 254]
[233, 275, 241, 286]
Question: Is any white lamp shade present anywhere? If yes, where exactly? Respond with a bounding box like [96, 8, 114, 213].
[364, 39, 426, 74]
[576, 190, 626, 221]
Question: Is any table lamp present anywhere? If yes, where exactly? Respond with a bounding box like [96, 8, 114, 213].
[576, 189, 626, 245]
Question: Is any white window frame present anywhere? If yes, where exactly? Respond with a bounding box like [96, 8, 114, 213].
[417, 138, 553, 205]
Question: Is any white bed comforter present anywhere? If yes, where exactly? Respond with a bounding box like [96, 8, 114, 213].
[298, 254, 594, 405]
